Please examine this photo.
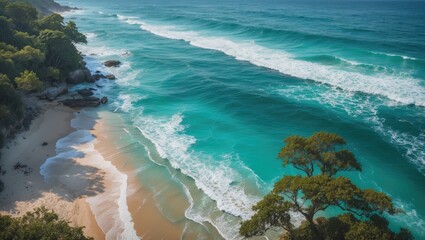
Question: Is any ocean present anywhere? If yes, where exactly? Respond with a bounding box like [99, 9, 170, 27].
[56, 0, 425, 238]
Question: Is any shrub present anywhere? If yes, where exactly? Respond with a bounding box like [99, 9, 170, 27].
[15, 70, 43, 91]
[0, 207, 93, 240]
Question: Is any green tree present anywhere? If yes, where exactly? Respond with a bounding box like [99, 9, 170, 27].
[64, 21, 87, 44]
[240, 132, 412, 240]
[0, 16, 14, 44]
[278, 132, 361, 177]
[0, 207, 93, 240]
[13, 45, 45, 71]
[0, 0, 8, 15]
[15, 70, 43, 91]
[0, 42, 19, 79]
[12, 31, 37, 49]
[0, 73, 12, 86]
[39, 66, 60, 82]
[37, 13, 64, 31]
[4, 2, 38, 33]
[38, 29, 82, 75]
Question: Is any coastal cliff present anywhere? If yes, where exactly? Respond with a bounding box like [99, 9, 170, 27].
[10, 0, 75, 15]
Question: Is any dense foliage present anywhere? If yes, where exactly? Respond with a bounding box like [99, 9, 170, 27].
[0, 207, 93, 240]
[0, 0, 86, 149]
[11, 0, 73, 15]
[240, 132, 413, 240]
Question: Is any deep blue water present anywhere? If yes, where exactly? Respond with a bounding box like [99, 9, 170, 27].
[60, 0, 425, 238]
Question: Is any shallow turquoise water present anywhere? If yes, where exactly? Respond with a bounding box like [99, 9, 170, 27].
[60, 0, 425, 238]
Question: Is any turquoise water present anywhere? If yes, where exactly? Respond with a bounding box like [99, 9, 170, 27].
[60, 0, 425, 238]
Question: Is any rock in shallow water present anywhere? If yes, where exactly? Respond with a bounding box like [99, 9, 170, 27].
[105, 74, 116, 80]
[77, 89, 94, 97]
[103, 60, 121, 67]
[100, 96, 108, 104]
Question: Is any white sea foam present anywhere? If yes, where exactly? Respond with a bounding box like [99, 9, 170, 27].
[134, 113, 261, 221]
[178, 177, 243, 239]
[84, 32, 97, 40]
[117, 15, 425, 107]
[371, 51, 418, 60]
[390, 199, 425, 235]
[105, 61, 141, 87]
[76, 44, 129, 58]
[275, 85, 425, 175]
[60, 8, 86, 17]
[116, 94, 146, 113]
[40, 111, 139, 240]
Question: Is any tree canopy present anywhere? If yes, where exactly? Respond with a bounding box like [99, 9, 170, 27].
[0, 207, 93, 240]
[240, 132, 413, 240]
[0, 0, 86, 151]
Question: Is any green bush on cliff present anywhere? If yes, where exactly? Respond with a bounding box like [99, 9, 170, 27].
[0, 0, 86, 152]
[0, 207, 93, 240]
[0, 1, 86, 82]
[15, 70, 43, 91]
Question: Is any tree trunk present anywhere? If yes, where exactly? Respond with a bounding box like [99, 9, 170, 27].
[306, 217, 324, 240]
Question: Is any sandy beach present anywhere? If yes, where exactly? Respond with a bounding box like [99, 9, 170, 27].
[0, 100, 192, 239]
[0, 101, 104, 239]
[89, 111, 186, 239]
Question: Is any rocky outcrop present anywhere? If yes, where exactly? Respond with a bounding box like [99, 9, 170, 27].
[60, 97, 101, 108]
[92, 74, 101, 81]
[92, 73, 107, 81]
[105, 74, 116, 80]
[77, 89, 94, 97]
[103, 60, 121, 67]
[37, 87, 68, 101]
[60, 95, 109, 108]
[66, 68, 92, 84]
[100, 96, 108, 104]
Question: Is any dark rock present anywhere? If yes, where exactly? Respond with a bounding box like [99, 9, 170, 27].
[106, 74, 116, 80]
[92, 74, 101, 81]
[42, 142, 48, 146]
[77, 89, 94, 97]
[60, 97, 101, 108]
[85, 76, 95, 83]
[103, 60, 121, 67]
[67, 68, 92, 84]
[95, 70, 101, 73]
[38, 87, 68, 101]
[100, 96, 108, 104]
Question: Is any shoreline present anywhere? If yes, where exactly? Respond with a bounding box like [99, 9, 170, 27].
[2, 2, 203, 239]
[0, 101, 104, 239]
[90, 111, 187, 239]
[0, 99, 191, 239]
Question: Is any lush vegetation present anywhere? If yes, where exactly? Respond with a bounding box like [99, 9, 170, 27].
[10, 0, 73, 15]
[0, 0, 85, 197]
[0, 0, 86, 149]
[240, 132, 413, 240]
[0, 207, 93, 240]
